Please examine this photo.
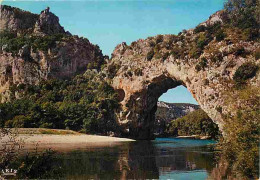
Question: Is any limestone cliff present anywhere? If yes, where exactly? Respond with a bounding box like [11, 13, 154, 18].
[0, 5, 105, 102]
[106, 11, 260, 139]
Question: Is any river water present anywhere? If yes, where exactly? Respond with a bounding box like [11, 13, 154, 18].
[48, 138, 217, 179]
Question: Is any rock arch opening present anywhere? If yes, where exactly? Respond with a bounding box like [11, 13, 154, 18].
[114, 72, 220, 140]
[118, 75, 184, 139]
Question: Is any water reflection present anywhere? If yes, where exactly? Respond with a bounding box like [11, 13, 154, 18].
[153, 138, 216, 179]
[12, 138, 217, 179]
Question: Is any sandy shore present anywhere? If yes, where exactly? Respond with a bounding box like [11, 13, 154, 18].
[0, 128, 135, 151]
[19, 134, 135, 143]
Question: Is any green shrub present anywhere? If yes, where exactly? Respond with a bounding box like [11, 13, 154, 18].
[206, 22, 222, 35]
[216, 30, 226, 41]
[196, 34, 208, 49]
[171, 46, 186, 59]
[155, 35, 164, 44]
[195, 64, 202, 71]
[200, 57, 208, 68]
[130, 41, 137, 47]
[149, 40, 155, 47]
[194, 25, 206, 33]
[168, 35, 176, 44]
[107, 63, 120, 79]
[234, 47, 247, 57]
[211, 53, 223, 63]
[162, 52, 170, 61]
[189, 33, 211, 59]
[233, 63, 258, 82]
[126, 70, 133, 77]
[146, 50, 154, 61]
[195, 57, 208, 71]
[189, 46, 202, 59]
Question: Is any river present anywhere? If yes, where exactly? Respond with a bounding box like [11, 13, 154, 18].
[32, 138, 217, 179]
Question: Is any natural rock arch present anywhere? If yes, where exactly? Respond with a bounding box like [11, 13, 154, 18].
[107, 13, 259, 139]
[110, 53, 225, 139]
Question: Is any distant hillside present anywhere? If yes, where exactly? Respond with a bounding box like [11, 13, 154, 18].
[154, 101, 200, 135]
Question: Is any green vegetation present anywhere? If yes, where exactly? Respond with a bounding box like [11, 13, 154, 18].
[233, 62, 259, 88]
[0, 70, 121, 135]
[233, 62, 258, 82]
[107, 62, 121, 79]
[224, 0, 259, 40]
[195, 57, 208, 71]
[162, 52, 170, 61]
[190, 23, 223, 58]
[146, 50, 154, 61]
[219, 86, 259, 179]
[215, 29, 226, 42]
[0, 31, 68, 54]
[0, 30, 104, 70]
[167, 109, 220, 139]
[224, 0, 259, 29]
[155, 35, 164, 44]
[194, 25, 206, 34]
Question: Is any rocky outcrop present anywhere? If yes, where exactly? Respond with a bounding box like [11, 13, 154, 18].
[34, 7, 68, 35]
[154, 101, 199, 135]
[107, 11, 260, 139]
[0, 5, 105, 102]
[0, 5, 67, 35]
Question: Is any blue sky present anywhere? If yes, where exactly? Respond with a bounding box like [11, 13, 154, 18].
[2, 0, 225, 105]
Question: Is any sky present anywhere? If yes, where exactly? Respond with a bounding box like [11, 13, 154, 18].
[1, 0, 225, 105]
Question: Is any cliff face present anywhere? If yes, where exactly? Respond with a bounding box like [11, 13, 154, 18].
[154, 101, 199, 135]
[156, 101, 199, 122]
[0, 5, 38, 33]
[107, 11, 260, 139]
[0, 5, 105, 102]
